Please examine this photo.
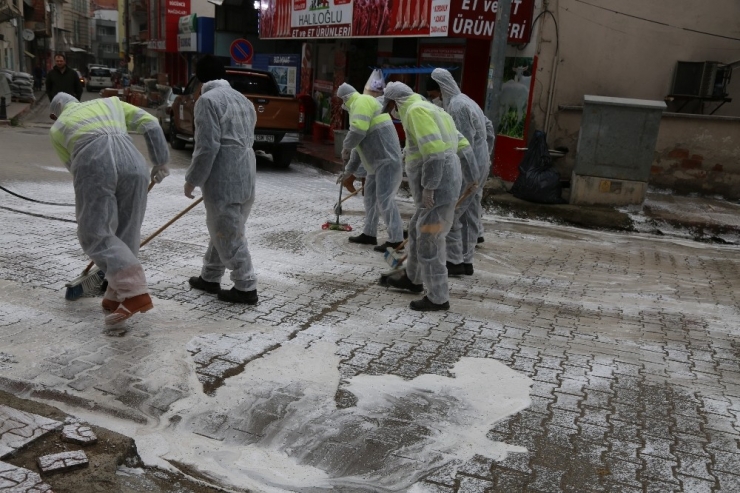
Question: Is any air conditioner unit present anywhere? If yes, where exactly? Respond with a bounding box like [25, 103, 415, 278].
[671, 61, 731, 99]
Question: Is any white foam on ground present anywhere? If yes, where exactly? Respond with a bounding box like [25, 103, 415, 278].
[50, 340, 531, 492]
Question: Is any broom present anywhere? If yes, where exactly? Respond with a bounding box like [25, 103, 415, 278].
[65, 193, 204, 300]
[322, 182, 353, 231]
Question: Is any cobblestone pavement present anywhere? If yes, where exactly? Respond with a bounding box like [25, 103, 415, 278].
[1, 124, 740, 492]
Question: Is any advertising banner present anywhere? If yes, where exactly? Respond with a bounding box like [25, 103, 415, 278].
[448, 0, 536, 43]
[259, 0, 534, 41]
[164, 0, 190, 52]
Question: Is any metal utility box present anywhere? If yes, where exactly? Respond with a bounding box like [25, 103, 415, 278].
[570, 95, 666, 206]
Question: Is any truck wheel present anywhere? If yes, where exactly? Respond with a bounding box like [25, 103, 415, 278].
[170, 124, 186, 150]
[272, 147, 294, 168]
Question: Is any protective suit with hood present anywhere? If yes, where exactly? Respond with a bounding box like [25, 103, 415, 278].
[185, 77, 259, 303]
[383, 82, 462, 311]
[336, 83, 404, 249]
[431, 68, 494, 271]
[49, 92, 170, 324]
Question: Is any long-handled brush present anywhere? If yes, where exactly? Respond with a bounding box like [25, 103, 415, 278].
[332, 185, 364, 216]
[65, 194, 204, 300]
[322, 183, 353, 231]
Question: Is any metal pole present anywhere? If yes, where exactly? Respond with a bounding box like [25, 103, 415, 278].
[484, 0, 513, 134]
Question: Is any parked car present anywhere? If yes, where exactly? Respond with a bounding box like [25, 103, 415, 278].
[169, 67, 305, 168]
[156, 88, 177, 136]
[72, 69, 85, 89]
[87, 67, 113, 91]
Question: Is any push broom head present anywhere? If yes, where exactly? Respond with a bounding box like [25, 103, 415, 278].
[65, 267, 105, 301]
[321, 221, 352, 232]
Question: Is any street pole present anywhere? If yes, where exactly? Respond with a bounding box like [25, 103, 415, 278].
[484, 0, 513, 134]
[124, 0, 129, 69]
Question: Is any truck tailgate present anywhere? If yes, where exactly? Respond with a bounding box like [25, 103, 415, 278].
[248, 96, 300, 132]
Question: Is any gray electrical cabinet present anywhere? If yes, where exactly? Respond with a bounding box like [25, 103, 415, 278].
[570, 95, 666, 206]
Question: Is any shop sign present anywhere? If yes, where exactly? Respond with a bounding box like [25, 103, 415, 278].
[167, 0, 188, 16]
[179, 14, 197, 34]
[418, 45, 465, 63]
[314, 79, 333, 93]
[177, 33, 198, 52]
[165, 0, 191, 52]
[291, 0, 353, 38]
[147, 39, 167, 50]
[448, 0, 536, 42]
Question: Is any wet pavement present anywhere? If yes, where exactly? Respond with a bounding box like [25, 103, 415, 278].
[0, 112, 740, 492]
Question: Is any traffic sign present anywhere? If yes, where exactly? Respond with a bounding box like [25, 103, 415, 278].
[230, 39, 254, 65]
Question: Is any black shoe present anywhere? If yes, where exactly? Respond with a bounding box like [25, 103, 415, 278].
[348, 233, 377, 245]
[403, 230, 409, 239]
[218, 287, 258, 305]
[477, 236, 484, 244]
[386, 272, 424, 293]
[410, 296, 450, 311]
[373, 241, 403, 253]
[189, 276, 220, 294]
[463, 263, 474, 276]
[446, 262, 465, 277]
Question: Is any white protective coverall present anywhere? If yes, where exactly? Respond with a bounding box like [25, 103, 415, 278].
[185, 80, 258, 292]
[431, 68, 495, 264]
[49, 93, 170, 302]
[337, 84, 404, 243]
[384, 82, 463, 305]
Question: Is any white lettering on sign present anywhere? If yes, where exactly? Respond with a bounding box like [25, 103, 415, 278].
[168, 8, 188, 15]
[272, 56, 292, 64]
[168, 0, 186, 6]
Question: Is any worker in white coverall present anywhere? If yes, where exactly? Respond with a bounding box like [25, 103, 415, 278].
[431, 68, 495, 276]
[184, 55, 258, 305]
[336, 83, 405, 252]
[49, 92, 170, 325]
[382, 82, 462, 311]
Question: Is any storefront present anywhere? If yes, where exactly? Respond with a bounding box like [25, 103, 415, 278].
[177, 14, 215, 80]
[258, 0, 539, 179]
[147, 0, 191, 87]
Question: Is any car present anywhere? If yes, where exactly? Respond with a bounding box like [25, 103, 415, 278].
[72, 69, 85, 88]
[87, 67, 114, 91]
[156, 88, 177, 136]
[169, 67, 304, 168]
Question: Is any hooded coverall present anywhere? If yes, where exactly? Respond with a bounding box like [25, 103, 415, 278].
[339, 87, 404, 243]
[385, 82, 463, 305]
[431, 68, 495, 264]
[185, 80, 258, 292]
[49, 93, 169, 302]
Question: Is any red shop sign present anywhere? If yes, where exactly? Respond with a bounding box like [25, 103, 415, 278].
[419, 45, 465, 63]
[448, 0, 535, 43]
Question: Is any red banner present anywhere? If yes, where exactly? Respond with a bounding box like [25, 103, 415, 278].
[448, 0, 535, 42]
[165, 0, 190, 52]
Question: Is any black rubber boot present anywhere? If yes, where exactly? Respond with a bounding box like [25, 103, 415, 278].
[446, 261, 465, 277]
[218, 287, 258, 305]
[348, 233, 377, 245]
[463, 263, 474, 275]
[403, 230, 409, 239]
[386, 272, 424, 293]
[189, 276, 221, 294]
[373, 240, 403, 253]
[477, 236, 484, 244]
[410, 296, 450, 311]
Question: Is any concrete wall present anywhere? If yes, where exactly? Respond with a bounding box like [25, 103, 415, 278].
[551, 109, 740, 200]
[528, 0, 740, 199]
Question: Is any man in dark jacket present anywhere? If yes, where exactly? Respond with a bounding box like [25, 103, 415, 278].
[46, 54, 83, 101]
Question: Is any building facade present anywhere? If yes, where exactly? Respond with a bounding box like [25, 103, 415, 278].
[92, 8, 117, 66]
[0, 0, 24, 71]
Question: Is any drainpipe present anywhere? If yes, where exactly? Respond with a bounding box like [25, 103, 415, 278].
[17, 17, 25, 72]
[483, 0, 512, 134]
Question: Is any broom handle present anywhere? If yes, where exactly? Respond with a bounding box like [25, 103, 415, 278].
[340, 185, 365, 204]
[140, 197, 203, 248]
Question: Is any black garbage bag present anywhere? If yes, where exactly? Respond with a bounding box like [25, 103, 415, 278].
[510, 130, 566, 204]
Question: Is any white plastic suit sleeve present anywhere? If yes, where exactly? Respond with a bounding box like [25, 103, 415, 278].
[186, 97, 222, 188]
[140, 120, 170, 167]
[345, 148, 362, 175]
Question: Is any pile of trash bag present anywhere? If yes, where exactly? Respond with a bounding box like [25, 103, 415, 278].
[510, 130, 566, 204]
[10, 71, 35, 103]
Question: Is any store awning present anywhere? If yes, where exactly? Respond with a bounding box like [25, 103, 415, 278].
[24, 51, 35, 58]
[69, 47, 87, 53]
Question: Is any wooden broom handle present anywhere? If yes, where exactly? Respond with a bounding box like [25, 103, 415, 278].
[140, 197, 203, 248]
[340, 185, 365, 203]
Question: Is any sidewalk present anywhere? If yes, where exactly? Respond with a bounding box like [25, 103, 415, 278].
[296, 135, 740, 243]
[0, 91, 44, 125]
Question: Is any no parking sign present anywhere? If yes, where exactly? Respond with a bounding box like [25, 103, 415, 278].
[230, 39, 254, 65]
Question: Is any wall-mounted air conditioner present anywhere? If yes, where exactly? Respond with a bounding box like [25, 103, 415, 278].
[671, 61, 731, 99]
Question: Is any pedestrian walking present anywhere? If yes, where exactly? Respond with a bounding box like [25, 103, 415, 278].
[336, 83, 404, 252]
[185, 55, 259, 304]
[46, 54, 83, 102]
[49, 93, 170, 325]
[431, 68, 495, 276]
[382, 82, 463, 312]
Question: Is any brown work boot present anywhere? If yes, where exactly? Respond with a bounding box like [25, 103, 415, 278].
[104, 293, 153, 325]
[101, 298, 118, 313]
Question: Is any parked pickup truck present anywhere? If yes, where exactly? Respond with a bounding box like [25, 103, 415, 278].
[169, 67, 304, 168]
